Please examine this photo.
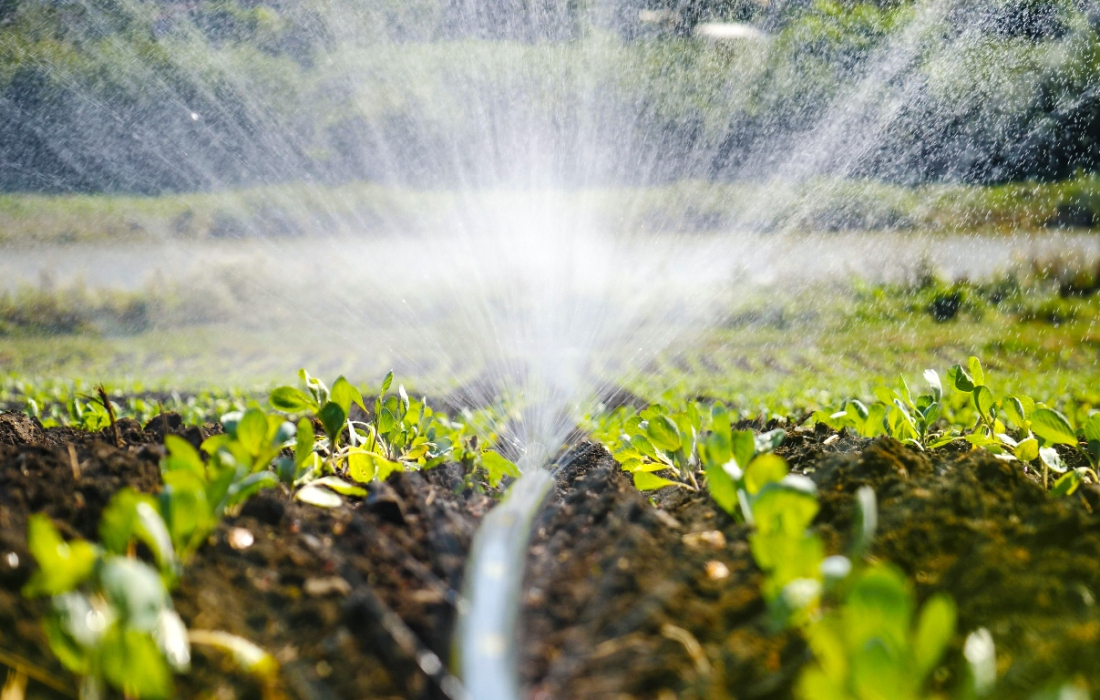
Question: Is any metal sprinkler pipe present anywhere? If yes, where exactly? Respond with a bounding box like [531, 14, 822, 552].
[453, 444, 554, 700]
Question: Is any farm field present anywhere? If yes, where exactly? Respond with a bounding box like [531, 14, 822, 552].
[3, 223, 1100, 699]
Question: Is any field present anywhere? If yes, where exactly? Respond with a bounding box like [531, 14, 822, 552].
[2, 181, 1100, 700]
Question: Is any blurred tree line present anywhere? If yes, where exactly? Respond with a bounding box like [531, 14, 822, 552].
[0, 0, 1098, 192]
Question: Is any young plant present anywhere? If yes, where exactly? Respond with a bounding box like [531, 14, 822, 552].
[23, 501, 190, 700]
[610, 401, 707, 491]
[797, 564, 957, 700]
[943, 357, 1017, 457]
[701, 402, 788, 521]
[812, 399, 887, 439]
[875, 370, 945, 449]
[160, 412, 285, 560]
[270, 370, 519, 499]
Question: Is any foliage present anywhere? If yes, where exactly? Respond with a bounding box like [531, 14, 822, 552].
[797, 564, 958, 700]
[23, 506, 190, 699]
[269, 369, 519, 505]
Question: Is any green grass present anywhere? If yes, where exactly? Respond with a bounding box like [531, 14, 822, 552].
[3, 269, 1098, 429]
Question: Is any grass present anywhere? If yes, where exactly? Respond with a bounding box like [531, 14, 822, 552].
[3, 261, 1098, 428]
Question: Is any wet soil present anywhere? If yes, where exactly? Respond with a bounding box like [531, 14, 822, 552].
[521, 428, 1100, 699]
[7, 408, 1100, 700]
[0, 411, 492, 700]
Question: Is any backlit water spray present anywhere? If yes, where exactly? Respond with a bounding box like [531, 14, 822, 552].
[4, 0, 1098, 696]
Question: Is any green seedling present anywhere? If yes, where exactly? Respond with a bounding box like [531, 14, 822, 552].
[161, 420, 283, 560]
[812, 398, 888, 439]
[610, 401, 707, 491]
[875, 370, 945, 448]
[271, 369, 519, 496]
[797, 564, 956, 700]
[750, 473, 825, 627]
[23, 506, 190, 700]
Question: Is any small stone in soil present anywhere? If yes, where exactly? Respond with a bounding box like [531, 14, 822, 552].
[228, 527, 254, 550]
[682, 530, 727, 549]
[706, 560, 731, 580]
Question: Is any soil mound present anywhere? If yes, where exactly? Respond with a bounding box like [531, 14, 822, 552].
[521, 434, 1100, 699]
[0, 416, 491, 700]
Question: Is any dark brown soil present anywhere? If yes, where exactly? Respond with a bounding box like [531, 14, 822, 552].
[520, 429, 1100, 699]
[0, 411, 492, 700]
[7, 408, 1100, 700]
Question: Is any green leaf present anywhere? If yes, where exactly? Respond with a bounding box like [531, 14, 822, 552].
[631, 434, 662, 462]
[1004, 396, 1027, 428]
[347, 449, 375, 483]
[44, 593, 97, 674]
[100, 626, 173, 699]
[743, 453, 789, 496]
[634, 471, 677, 491]
[318, 402, 347, 443]
[481, 451, 521, 488]
[1083, 413, 1100, 444]
[1040, 446, 1067, 474]
[755, 429, 786, 454]
[646, 415, 682, 453]
[703, 430, 731, 468]
[100, 491, 178, 580]
[294, 418, 315, 468]
[848, 399, 870, 421]
[844, 565, 913, 653]
[99, 558, 170, 630]
[156, 609, 191, 672]
[974, 386, 995, 421]
[378, 407, 397, 435]
[1052, 469, 1085, 497]
[23, 515, 98, 597]
[159, 471, 213, 559]
[235, 408, 269, 456]
[923, 369, 943, 401]
[225, 472, 280, 509]
[968, 356, 986, 387]
[731, 430, 755, 469]
[874, 385, 897, 405]
[914, 594, 956, 677]
[310, 476, 367, 497]
[711, 403, 731, 444]
[295, 484, 343, 508]
[330, 377, 366, 416]
[163, 435, 204, 476]
[947, 364, 975, 392]
[381, 370, 394, 394]
[269, 386, 317, 414]
[1031, 408, 1077, 446]
[1014, 437, 1039, 462]
[705, 461, 739, 516]
[752, 478, 819, 537]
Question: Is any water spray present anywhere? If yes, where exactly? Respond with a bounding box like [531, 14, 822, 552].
[453, 443, 554, 700]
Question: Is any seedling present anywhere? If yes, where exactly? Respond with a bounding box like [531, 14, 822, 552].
[797, 564, 957, 700]
[270, 369, 519, 498]
[23, 503, 190, 700]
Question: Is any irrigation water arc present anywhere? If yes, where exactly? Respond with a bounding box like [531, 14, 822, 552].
[454, 446, 555, 700]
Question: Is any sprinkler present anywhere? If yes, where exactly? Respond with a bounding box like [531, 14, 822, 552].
[453, 444, 555, 700]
